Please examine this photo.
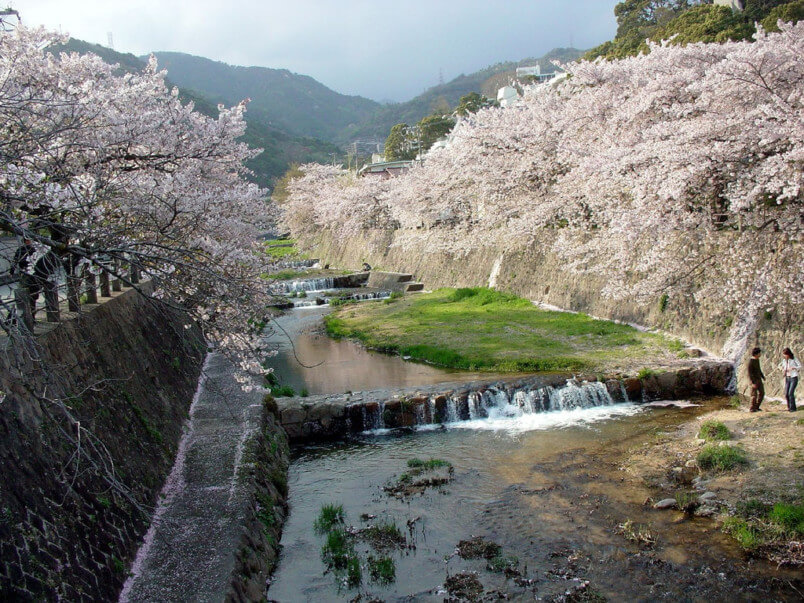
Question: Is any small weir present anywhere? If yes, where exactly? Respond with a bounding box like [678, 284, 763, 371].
[358, 378, 623, 431]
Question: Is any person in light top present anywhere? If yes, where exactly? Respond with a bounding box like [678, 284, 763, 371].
[779, 348, 800, 412]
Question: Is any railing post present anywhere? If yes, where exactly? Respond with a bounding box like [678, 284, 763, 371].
[14, 285, 34, 332]
[100, 270, 111, 297]
[65, 257, 81, 312]
[112, 260, 122, 292]
[43, 278, 60, 322]
[85, 270, 98, 304]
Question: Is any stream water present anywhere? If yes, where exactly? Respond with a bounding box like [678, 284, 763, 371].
[266, 307, 798, 601]
[263, 307, 523, 396]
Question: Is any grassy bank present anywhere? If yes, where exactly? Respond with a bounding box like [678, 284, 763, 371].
[324, 287, 681, 372]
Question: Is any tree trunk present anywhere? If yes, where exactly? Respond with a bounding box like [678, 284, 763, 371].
[112, 260, 122, 292]
[14, 285, 34, 332]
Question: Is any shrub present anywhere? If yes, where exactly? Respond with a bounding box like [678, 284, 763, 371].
[697, 444, 748, 471]
[698, 420, 731, 441]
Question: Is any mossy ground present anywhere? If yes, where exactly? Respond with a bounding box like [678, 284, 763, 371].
[325, 287, 681, 373]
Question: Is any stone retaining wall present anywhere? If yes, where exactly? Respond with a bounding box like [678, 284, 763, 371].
[279, 361, 733, 443]
[0, 288, 204, 600]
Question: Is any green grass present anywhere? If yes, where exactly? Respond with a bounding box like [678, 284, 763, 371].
[314, 503, 345, 534]
[637, 367, 658, 379]
[768, 503, 804, 537]
[698, 420, 731, 442]
[697, 444, 749, 472]
[270, 385, 296, 397]
[324, 287, 676, 373]
[367, 555, 396, 584]
[321, 528, 353, 570]
[263, 239, 308, 260]
[722, 517, 763, 550]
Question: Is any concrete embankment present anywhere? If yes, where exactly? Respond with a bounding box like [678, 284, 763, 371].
[120, 355, 288, 603]
[278, 360, 733, 443]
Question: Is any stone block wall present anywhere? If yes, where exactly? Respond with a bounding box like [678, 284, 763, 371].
[226, 396, 290, 602]
[0, 288, 204, 600]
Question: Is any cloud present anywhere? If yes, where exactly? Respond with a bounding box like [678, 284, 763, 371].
[19, 0, 618, 101]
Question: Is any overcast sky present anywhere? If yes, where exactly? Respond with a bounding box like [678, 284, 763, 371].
[15, 1, 620, 102]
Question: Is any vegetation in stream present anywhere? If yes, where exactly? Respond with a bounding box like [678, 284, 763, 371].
[325, 287, 679, 373]
[616, 520, 656, 546]
[313, 503, 409, 591]
[315, 503, 346, 534]
[384, 457, 454, 497]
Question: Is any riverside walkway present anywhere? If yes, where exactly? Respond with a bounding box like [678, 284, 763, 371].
[120, 352, 265, 602]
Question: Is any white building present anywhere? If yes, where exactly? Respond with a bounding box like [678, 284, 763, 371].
[714, 0, 744, 11]
[516, 65, 541, 78]
[497, 86, 519, 108]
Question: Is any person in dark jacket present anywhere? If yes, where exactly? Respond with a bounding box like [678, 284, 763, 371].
[747, 347, 765, 412]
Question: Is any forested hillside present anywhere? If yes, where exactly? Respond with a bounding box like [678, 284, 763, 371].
[54, 40, 342, 189]
[148, 52, 379, 143]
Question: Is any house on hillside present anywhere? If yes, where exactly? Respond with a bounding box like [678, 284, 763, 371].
[714, 0, 744, 11]
[358, 159, 414, 178]
[516, 64, 561, 83]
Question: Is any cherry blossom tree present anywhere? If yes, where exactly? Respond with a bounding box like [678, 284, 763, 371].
[0, 26, 274, 382]
[283, 23, 803, 360]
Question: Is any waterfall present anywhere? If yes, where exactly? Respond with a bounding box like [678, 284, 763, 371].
[413, 379, 618, 427]
[283, 277, 335, 293]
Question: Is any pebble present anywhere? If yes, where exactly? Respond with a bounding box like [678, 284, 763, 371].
[699, 491, 717, 501]
[685, 459, 697, 468]
[653, 498, 677, 510]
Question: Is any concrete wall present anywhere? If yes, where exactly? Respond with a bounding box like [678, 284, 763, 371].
[0, 288, 205, 600]
[300, 228, 801, 398]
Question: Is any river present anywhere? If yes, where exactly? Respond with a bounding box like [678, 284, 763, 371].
[265, 307, 798, 601]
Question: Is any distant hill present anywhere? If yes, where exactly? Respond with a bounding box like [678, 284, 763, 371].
[147, 52, 380, 143]
[51, 41, 587, 184]
[344, 48, 585, 146]
[52, 40, 342, 190]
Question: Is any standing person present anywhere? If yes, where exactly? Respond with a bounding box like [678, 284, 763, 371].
[779, 348, 800, 412]
[747, 347, 765, 412]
